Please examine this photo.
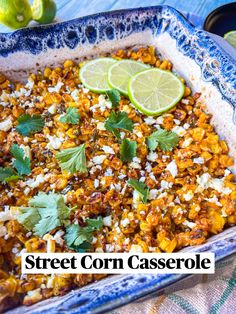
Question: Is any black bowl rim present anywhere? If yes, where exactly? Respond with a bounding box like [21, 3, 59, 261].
[203, 2, 236, 32]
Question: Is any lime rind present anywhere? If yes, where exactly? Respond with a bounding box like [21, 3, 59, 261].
[128, 68, 184, 116]
[224, 30, 236, 48]
[79, 58, 117, 93]
[32, 0, 56, 24]
[107, 59, 150, 95]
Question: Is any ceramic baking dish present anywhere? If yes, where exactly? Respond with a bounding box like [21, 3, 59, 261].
[1, 5, 235, 314]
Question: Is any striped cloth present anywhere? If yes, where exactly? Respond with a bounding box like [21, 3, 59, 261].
[110, 256, 236, 314]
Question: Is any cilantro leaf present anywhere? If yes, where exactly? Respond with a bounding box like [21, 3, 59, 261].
[128, 179, 149, 203]
[0, 167, 19, 182]
[59, 107, 80, 125]
[17, 192, 71, 237]
[147, 128, 179, 151]
[56, 144, 87, 174]
[11, 144, 31, 176]
[16, 114, 44, 136]
[120, 138, 137, 162]
[106, 89, 121, 108]
[105, 111, 134, 138]
[65, 217, 103, 252]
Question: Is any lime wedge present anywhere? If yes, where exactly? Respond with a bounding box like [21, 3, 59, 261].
[108, 59, 150, 95]
[79, 58, 116, 93]
[128, 68, 184, 116]
[32, 0, 56, 24]
[224, 30, 236, 48]
[0, 0, 32, 29]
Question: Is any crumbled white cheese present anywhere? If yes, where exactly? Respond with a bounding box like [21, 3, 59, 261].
[90, 95, 112, 112]
[149, 172, 157, 182]
[193, 157, 204, 164]
[0, 224, 7, 237]
[92, 155, 107, 165]
[102, 145, 115, 154]
[145, 162, 152, 173]
[183, 123, 190, 130]
[25, 174, 45, 189]
[221, 209, 228, 217]
[129, 244, 143, 253]
[118, 173, 126, 179]
[196, 173, 232, 195]
[0, 206, 14, 222]
[132, 190, 141, 208]
[139, 177, 146, 182]
[149, 189, 159, 200]
[19, 144, 31, 159]
[205, 195, 222, 207]
[103, 215, 112, 227]
[48, 82, 64, 93]
[97, 122, 106, 130]
[183, 220, 196, 229]
[155, 116, 164, 124]
[104, 168, 113, 176]
[48, 104, 57, 114]
[172, 126, 186, 137]
[181, 99, 190, 105]
[71, 89, 79, 101]
[147, 152, 157, 162]
[53, 230, 65, 246]
[120, 132, 125, 139]
[105, 244, 115, 252]
[224, 169, 231, 177]
[94, 179, 99, 188]
[166, 160, 178, 178]
[82, 88, 89, 93]
[161, 180, 173, 189]
[182, 138, 193, 148]
[46, 135, 63, 150]
[183, 191, 194, 201]
[144, 117, 156, 125]
[0, 118, 12, 131]
[121, 218, 130, 227]
[173, 119, 181, 125]
[130, 157, 141, 169]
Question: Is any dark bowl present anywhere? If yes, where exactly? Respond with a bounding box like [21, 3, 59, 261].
[203, 2, 236, 37]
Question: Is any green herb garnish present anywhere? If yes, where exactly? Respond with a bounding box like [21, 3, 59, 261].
[147, 128, 179, 151]
[11, 144, 31, 176]
[128, 179, 149, 203]
[16, 114, 44, 136]
[106, 89, 121, 108]
[120, 138, 137, 162]
[59, 107, 80, 125]
[17, 192, 71, 237]
[105, 111, 133, 139]
[56, 144, 87, 174]
[65, 217, 103, 252]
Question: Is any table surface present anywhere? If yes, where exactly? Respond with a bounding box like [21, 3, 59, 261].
[0, 0, 234, 32]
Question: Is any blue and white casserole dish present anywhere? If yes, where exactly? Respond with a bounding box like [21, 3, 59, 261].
[0, 5, 235, 314]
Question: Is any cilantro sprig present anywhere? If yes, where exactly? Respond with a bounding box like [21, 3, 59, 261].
[105, 111, 134, 139]
[56, 144, 87, 174]
[17, 192, 71, 237]
[59, 107, 80, 125]
[0, 167, 19, 182]
[11, 144, 31, 176]
[16, 114, 44, 136]
[106, 89, 121, 108]
[120, 138, 137, 162]
[65, 217, 103, 252]
[147, 128, 179, 151]
[128, 179, 149, 203]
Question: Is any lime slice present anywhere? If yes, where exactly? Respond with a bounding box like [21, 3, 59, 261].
[79, 58, 117, 93]
[224, 30, 236, 48]
[0, 0, 32, 29]
[128, 68, 184, 116]
[108, 59, 150, 95]
[32, 0, 56, 24]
